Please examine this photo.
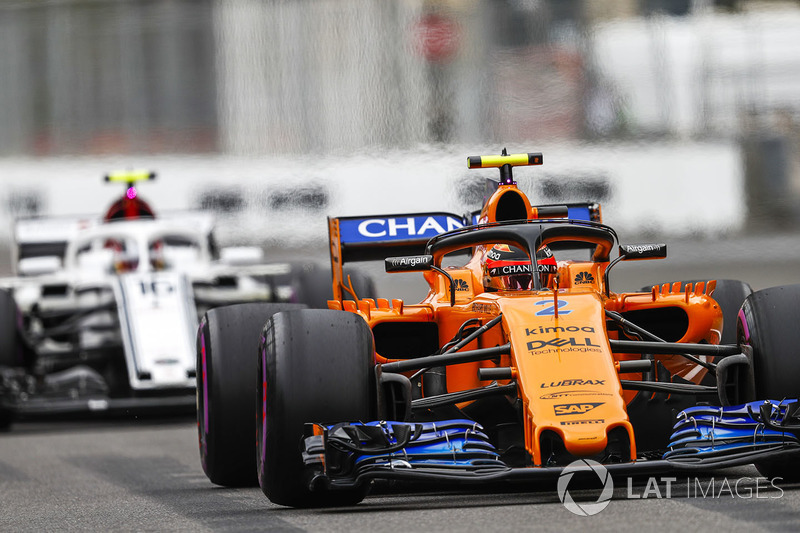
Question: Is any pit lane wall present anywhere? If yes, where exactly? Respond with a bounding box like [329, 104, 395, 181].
[0, 141, 742, 252]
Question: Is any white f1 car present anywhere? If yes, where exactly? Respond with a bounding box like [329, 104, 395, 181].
[0, 171, 371, 429]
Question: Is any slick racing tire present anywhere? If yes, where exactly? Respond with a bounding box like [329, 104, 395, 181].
[293, 262, 333, 309]
[641, 279, 752, 344]
[257, 309, 376, 507]
[737, 284, 800, 481]
[0, 289, 22, 369]
[197, 302, 306, 487]
[0, 289, 21, 431]
[737, 284, 800, 400]
[294, 262, 377, 309]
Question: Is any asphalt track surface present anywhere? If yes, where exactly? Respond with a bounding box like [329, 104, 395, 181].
[3, 232, 800, 532]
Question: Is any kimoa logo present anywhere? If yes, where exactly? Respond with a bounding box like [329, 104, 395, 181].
[526, 325, 595, 336]
[554, 402, 604, 415]
[574, 271, 595, 284]
[557, 459, 613, 516]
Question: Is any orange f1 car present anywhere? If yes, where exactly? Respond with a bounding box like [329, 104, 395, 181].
[197, 150, 800, 507]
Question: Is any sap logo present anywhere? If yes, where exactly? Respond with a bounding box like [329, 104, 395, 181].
[540, 379, 605, 388]
[454, 279, 470, 292]
[573, 272, 595, 285]
[357, 216, 463, 238]
[554, 402, 603, 416]
[527, 337, 600, 351]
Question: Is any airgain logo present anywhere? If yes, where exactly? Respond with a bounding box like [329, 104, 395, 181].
[574, 272, 595, 285]
[454, 279, 469, 292]
[554, 402, 604, 416]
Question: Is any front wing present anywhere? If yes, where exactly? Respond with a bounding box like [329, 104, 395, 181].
[302, 400, 800, 491]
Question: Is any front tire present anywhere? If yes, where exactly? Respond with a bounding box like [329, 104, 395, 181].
[0, 289, 22, 431]
[0, 288, 23, 369]
[197, 302, 306, 487]
[257, 309, 376, 507]
[737, 284, 800, 480]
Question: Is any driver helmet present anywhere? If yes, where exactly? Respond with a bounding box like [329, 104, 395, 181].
[483, 244, 557, 291]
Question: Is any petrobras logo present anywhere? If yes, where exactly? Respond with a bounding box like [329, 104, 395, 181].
[339, 214, 464, 243]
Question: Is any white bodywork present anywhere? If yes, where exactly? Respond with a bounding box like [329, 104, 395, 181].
[2, 213, 294, 393]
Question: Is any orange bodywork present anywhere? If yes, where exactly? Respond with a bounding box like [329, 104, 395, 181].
[327, 180, 722, 466]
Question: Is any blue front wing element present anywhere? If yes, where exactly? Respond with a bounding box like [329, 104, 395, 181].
[351, 420, 501, 469]
[664, 400, 800, 460]
[304, 419, 504, 476]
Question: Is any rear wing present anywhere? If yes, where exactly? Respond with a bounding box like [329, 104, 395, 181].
[327, 202, 602, 302]
[328, 212, 468, 301]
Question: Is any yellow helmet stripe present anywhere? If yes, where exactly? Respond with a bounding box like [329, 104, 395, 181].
[467, 152, 542, 169]
[104, 170, 156, 183]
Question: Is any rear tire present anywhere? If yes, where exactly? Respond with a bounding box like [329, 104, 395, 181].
[737, 284, 800, 481]
[294, 263, 377, 309]
[257, 309, 376, 507]
[197, 302, 306, 487]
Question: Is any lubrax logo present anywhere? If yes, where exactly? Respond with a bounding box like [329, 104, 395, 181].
[526, 326, 595, 336]
[527, 337, 600, 351]
[554, 402, 604, 416]
[574, 272, 595, 285]
[540, 379, 606, 388]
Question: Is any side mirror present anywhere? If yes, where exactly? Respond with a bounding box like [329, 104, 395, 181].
[385, 255, 458, 307]
[604, 244, 667, 296]
[384, 255, 433, 273]
[220, 246, 264, 266]
[18, 256, 62, 276]
[618, 243, 667, 260]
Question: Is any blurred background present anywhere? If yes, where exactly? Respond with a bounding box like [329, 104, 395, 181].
[1, 0, 800, 268]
